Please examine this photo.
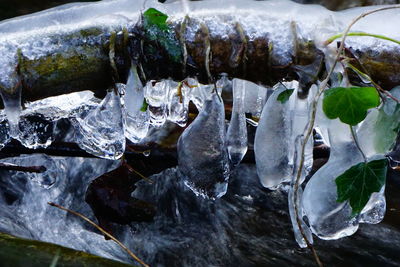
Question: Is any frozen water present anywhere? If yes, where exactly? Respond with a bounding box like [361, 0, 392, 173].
[359, 186, 386, 224]
[73, 90, 125, 160]
[144, 80, 169, 127]
[1, 154, 60, 189]
[177, 92, 230, 199]
[17, 113, 55, 149]
[226, 79, 248, 167]
[254, 81, 312, 189]
[0, 155, 124, 262]
[181, 78, 205, 111]
[166, 80, 189, 127]
[357, 86, 400, 158]
[122, 66, 150, 143]
[303, 119, 363, 240]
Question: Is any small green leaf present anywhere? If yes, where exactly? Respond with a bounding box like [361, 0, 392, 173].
[143, 8, 168, 31]
[335, 158, 387, 215]
[277, 89, 294, 103]
[323, 86, 380, 125]
[140, 99, 148, 112]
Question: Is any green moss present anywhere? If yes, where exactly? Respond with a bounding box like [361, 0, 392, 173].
[0, 232, 134, 267]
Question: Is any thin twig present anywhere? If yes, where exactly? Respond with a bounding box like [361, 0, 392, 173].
[0, 162, 46, 173]
[48, 202, 149, 267]
[122, 161, 154, 184]
[292, 5, 400, 267]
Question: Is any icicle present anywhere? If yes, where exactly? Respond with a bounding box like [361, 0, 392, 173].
[123, 65, 150, 143]
[303, 119, 362, 240]
[226, 78, 248, 167]
[73, 89, 125, 160]
[144, 80, 169, 127]
[167, 80, 189, 127]
[177, 91, 230, 199]
[182, 78, 206, 111]
[0, 79, 22, 139]
[254, 81, 312, 189]
[216, 74, 233, 104]
[289, 135, 313, 248]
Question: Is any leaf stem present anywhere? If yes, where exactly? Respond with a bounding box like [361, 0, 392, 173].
[325, 32, 400, 46]
[350, 125, 367, 162]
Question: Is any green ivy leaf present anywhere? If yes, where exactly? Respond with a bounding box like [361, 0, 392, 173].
[335, 158, 387, 215]
[142, 8, 182, 64]
[143, 8, 168, 31]
[277, 89, 294, 103]
[140, 99, 148, 112]
[323, 86, 380, 125]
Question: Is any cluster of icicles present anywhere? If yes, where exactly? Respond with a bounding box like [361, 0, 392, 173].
[0, 64, 398, 247]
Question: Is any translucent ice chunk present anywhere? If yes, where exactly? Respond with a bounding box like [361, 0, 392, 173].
[359, 186, 386, 224]
[17, 113, 55, 149]
[167, 80, 188, 127]
[181, 78, 206, 111]
[226, 79, 248, 166]
[303, 119, 363, 240]
[122, 66, 150, 143]
[73, 90, 125, 160]
[144, 80, 169, 127]
[357, 87, 400, 158]
[254, 81, 312, 189]
[177, 92, 230, 199]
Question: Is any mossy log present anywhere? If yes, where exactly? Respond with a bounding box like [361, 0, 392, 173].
[1, 6, 400, 106]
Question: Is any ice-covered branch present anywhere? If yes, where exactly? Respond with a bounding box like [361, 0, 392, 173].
[0, 0, 400, 107]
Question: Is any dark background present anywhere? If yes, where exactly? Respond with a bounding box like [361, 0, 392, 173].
[0, 0, 97, 21]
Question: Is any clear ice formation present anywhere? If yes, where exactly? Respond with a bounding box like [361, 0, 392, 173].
[73, 90, 126, 160]
[122, 65, 150, 143]
[177, 92, 230, 199]
[144, 80, 169, 127]
[302, 118, 364, 240]
[166, 80, 188, 127]
[226, 79, 248, 167]
[254, 81, 313, 189]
